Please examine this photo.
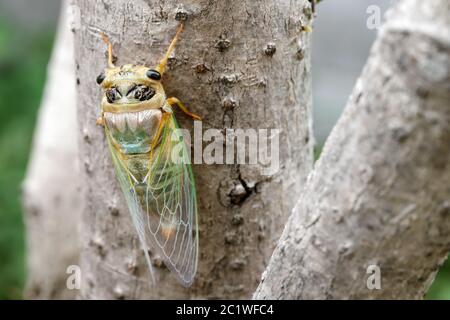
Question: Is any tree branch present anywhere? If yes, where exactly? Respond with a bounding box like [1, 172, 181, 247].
[254, 0, 450, 299]
[22, 0, 81, 299]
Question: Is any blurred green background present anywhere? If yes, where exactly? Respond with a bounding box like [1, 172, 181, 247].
[0, 0, 448, 300]
[0, 0, 57, 299]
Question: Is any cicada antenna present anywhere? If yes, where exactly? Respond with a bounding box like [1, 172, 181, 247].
[101, 32, 116, 68]
[155, 23, 184, 76]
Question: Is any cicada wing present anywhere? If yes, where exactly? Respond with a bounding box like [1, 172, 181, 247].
[104, 113, 198, 287]
[104, 127, 156, 283]
[145, 113, 198, 287]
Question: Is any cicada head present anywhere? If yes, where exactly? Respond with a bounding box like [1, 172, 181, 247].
[97, 64, 166, 112]
[97, 24, 184, 113]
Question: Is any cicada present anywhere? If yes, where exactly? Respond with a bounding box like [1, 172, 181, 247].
[95, 23, 200, 287]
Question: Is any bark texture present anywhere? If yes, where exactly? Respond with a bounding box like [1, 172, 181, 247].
[72, 0, 313, 299]
[22, 2, 81, 299]
[254, 0, 450, 299]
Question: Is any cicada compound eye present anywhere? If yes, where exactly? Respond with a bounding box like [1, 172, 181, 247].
[96, 72, 106, 85]
[105, 87, 121, 103]
[134, 85, 156, 101]
[146, 69, 161, 81]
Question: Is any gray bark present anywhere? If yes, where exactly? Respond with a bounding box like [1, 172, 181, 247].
[72, 0, 313, 299]
[254, 0, 450, 299]
[22, 1, 81, 299]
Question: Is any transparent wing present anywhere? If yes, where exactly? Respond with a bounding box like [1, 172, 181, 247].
[105, 113, 198, 287]
[145, 113, 198, 286]
[105, 127, 156, 283]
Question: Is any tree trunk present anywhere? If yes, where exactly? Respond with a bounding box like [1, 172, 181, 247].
[22, 1, 81, 299]
[254, 0, 450, 299]
[72, 0, 313, 299]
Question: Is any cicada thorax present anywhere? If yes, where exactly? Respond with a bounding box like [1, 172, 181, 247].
[102, 66, 165, 178]
[104, 109, 162, 155]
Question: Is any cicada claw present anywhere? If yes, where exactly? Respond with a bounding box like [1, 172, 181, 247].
[96, 116, 105, 126]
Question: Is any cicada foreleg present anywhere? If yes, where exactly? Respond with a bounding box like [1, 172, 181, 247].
[96, 114, 105, 126]
[166, 97, 201, 121]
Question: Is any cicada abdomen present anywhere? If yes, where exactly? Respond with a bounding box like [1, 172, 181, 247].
[95, 23, 200, 287]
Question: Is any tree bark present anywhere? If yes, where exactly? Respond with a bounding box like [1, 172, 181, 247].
[22, 1, 81, 299]
[254, 0, 450, 299]
[72, 0, 313, 299]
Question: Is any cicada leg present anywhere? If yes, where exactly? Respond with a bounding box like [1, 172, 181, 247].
[155, 23, 184, 75]
[151, 112, 171, 151]
[96, 116, 105, 126]
[166, 97, 201, 121]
